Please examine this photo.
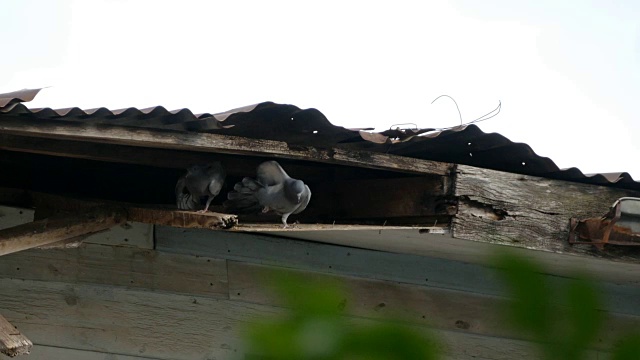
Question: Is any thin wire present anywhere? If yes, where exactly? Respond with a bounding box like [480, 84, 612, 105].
[467, 100, 501, 125]
[428, 99, 502, 132]
[431, 95, 463, 125]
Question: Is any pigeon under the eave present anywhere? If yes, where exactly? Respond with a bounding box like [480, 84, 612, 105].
[175, 162, 226, 213]
[225, 160, 311, 228]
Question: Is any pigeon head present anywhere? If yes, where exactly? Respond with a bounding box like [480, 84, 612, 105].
[290, 180, 306, 203]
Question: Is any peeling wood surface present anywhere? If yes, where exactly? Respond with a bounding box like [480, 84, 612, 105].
[0, 314, 32, 357]
[0, 117, 451, 175]
[454, 165, 640, 258]
[0, 207, 126, 256]
[0, 243, 228, 298]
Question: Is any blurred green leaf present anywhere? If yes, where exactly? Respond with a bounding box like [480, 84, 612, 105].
[492, 251, 552, 340]
[244, 269, 440, 359]
[612, 334, 640, 360]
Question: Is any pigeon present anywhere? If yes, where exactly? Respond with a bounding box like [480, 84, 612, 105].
[225, 161, 311, 228]
[175, 162, 226, 213]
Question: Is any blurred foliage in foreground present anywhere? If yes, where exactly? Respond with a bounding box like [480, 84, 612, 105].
[244, 252, 640, 359]
[492, 250, 640, 360]
[244, 273, 440, 359]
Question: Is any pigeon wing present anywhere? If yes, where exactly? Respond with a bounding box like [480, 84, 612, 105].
[256, 161, 289, 186]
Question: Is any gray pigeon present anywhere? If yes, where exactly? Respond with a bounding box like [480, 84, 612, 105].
[225, 161, 311, 228]
[175, 162, 226, 213]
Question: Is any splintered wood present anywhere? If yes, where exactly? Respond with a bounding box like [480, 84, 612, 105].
[0, 206, 126, 256]
[453, 165, 640, 256]
[127, 208, 237, 229]
[0, 314, 32, 357]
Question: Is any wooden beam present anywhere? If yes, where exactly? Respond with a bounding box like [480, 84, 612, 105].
[0, 190, 238, 232]
[453, 165, 640, 257]
[0, 207, 125, 256]
[0, 117, 451, 175]
[0, 314, 32, 357]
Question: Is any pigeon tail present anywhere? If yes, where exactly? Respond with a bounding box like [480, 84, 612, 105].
[224, 177, 264, 213]
[176, 193, 201, 210]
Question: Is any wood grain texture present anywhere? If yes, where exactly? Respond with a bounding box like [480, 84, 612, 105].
[0, 314, 32, 357]
[228, 261, 509, 336]
[0, 243, 228, 298]
[226, 260, 640, 349]
[454, 165, 640, 257]
[0, 278, 272, 360]
[0, 345, 157, 360]
[156, 227, 640, 316]
[0, 207, 126, 256]
[0, 117, 451, 175]
[0, 278, 606, 360]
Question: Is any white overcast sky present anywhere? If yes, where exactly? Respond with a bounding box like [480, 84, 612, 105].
[2, 0, 639, 177]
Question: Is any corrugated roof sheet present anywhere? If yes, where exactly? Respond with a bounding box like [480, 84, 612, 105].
[1, 88, 638, 190]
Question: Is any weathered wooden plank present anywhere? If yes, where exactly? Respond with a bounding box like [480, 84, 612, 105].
[453, 165, 640, 258]
[156, 226, 504, 295]
[0, 314, 31, 357]
[128, 207, 237, 229]
[0, 117, 451, 175]
[226, 260, 640, 349]
[228, 260, 508, 336]
[82, 222, 153, 249]
[0, 278, 263, 360]
[0, 207, 126, 256]
[0, 345, 158, 360]
[0, 278, 605, 360]
[0, 190, 238, 231]
[0, 243, 228, 298]
[156, 227, 640, 316]
[0, 206, 33, 231]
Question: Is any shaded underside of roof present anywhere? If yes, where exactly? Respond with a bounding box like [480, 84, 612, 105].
[1, 88, 637, 190]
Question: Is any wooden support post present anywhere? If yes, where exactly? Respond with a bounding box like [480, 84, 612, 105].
[0, 314, 32, 357]
[0, 207, 126, 256]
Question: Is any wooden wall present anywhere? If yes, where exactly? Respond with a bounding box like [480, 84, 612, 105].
[0, 207, 638, 359]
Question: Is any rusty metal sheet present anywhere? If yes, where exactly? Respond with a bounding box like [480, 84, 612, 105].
[569, 197, 640, 249]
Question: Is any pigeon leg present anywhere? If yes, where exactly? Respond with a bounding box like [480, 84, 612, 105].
[198, 196, 215, 213]
[281, 213, 291, 229]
